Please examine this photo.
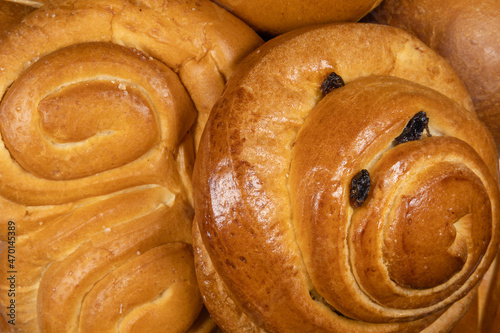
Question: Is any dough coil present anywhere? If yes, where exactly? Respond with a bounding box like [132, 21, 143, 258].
[193, 23, 500, 333]
[0, 0, 262, 331]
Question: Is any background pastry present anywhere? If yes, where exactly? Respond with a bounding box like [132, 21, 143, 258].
[211, 0, 383, 37]
[372, 0, 500, 151]
[0, 0, 262, 331]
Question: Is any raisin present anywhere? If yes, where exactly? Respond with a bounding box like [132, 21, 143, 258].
[321, 72, 345, 96]
[394, 111, 431, 145]
[350, 169, 370, 208]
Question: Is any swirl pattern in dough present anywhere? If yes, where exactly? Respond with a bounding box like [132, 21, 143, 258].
[0, 0, 262, 332]
[193, 23, 500, 333]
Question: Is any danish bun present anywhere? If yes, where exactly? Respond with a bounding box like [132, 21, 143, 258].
[193, 23, 500, 333]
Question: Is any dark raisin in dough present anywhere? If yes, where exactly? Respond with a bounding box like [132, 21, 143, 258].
[321, 72, 345, 96]
[394, 111, 431, 145]
[350, 169, 370, 208]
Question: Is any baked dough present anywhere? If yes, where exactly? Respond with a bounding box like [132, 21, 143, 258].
[193, 23, 500, 332]
[0, 0, 262, 331]
[372, 0, 500, 151]
[211, 0, 383, 37]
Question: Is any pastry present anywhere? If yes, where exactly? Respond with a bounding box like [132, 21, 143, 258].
[0, 0, 262, 331]
[211, 0, 383, 37]
[372, 0, 500, 151]
[193, 23, 500, 332]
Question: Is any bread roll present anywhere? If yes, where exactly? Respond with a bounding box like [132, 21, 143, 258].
[193, 23, 500, 332]
[372, 0, 500, 151]
[211, 0, 383, 37]
[0, 0, 262, 331]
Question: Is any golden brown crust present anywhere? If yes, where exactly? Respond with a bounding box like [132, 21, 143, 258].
[0, 0, 261, 331]
[193, 23, 499, 332]
[373, 0, 500, 150]
[211, 0, 383, 37]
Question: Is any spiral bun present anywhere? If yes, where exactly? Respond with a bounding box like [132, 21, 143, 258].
[211, 0, 383, 37]
[0, 0, 262, 331]
[193, 23, 500, 332]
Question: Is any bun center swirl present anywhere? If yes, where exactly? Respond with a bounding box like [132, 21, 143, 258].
[379, 155, 489, 290]
[0, 41, 199, 206]
[290, 75, 499, 323]
[0, 42, 172, 180]
[193, 23, 500, 333]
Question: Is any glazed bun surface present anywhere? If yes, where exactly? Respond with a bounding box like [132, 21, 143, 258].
[211, 0, 383, 36]
[193, 23, 500, 333]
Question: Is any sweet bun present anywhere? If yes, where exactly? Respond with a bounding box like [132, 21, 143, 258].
[0, 0, 37, 38]
[211, 0, 383, 37]
[372, 0, 500, 150]
[0, 0, 262, 331]
[193, 23, 500, 332]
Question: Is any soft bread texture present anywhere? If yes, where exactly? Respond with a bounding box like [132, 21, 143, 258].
[193, 23, 500, 332]
[211, 0, 383, 37]
[372, 0, 500, 150]
[0, 0, 262, 332]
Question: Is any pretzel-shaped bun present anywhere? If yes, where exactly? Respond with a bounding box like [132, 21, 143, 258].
[193, 23, 500, 332]
[0, 0, 262, 331]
